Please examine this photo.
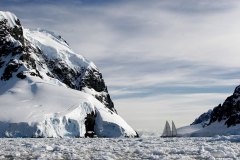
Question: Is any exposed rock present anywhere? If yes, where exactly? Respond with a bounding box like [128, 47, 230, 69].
[82, 68, 115, 111]
[208, 86, 240, 127]
[192, 85, 240, 128]
[84, 111, 97, 138]
[16, 72, 26, 79]
[1, 60, 21, 80]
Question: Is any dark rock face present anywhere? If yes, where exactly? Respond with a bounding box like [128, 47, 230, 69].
[192, 85, 240, 128]
[0, 15, 25, 80]
[1, 59, 21, 80]
[0, 16, 23, 56]
[208, 85, 240, 127]
[0, 18, 43, 82]
[82, 68, 115, 112]
[84, 111, 97, 138]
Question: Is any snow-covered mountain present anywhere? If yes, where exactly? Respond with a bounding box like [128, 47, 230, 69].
[0, 11, 138, 138]
[178, 85, 240, 137]
[191, 109, 212, 127]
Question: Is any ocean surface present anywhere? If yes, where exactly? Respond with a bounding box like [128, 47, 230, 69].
[0, 134, 240, 159]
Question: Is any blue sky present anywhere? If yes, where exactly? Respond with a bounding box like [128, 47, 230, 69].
[1, 0, 240, 132]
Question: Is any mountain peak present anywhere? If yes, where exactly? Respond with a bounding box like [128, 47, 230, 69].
[0, 11, 19, 28]
[0, 11, 114, 111]
[0, 11, 136, 137]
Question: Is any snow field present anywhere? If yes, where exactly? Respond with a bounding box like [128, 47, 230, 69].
[178, 122, 240, 137]
[23, 28, 97, 70]
[0, 136, 239, 159]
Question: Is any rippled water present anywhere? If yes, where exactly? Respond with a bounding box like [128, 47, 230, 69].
[0, 136, 240, 159]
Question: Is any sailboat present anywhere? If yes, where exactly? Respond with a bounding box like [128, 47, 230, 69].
[161, 120, 177, 137]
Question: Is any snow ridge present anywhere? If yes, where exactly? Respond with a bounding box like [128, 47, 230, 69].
[0, 11, 18, 28]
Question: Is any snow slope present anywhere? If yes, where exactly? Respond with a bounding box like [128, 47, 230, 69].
[0, 11, 137, 137]
[178, 121, 240, 137]
[0, 11, 18, 28]
[0, 76, 137, 138]
[23, 28, 96, 70]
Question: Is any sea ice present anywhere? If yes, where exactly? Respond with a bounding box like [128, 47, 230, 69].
[0, 136, 239, 159]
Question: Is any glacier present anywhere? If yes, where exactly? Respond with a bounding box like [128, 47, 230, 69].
[0, 77, 136, 138]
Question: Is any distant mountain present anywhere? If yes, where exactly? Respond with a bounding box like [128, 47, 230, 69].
[0, 11, 138, 138]
[178, 85, 240, 137]
[191, 109, 212, 127]
[209, 85, 240, 127]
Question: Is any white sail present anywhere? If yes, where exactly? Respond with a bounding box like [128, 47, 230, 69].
[161, 121, 171, 137]
[172, 121, 177, 137]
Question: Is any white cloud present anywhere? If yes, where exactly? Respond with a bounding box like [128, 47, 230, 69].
[115, 93, 230, 132]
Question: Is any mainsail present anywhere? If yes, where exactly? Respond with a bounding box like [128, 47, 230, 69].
[161, 120, 177, 137]
[161, 121, 171, 137]
[172, 121, 177, 137]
